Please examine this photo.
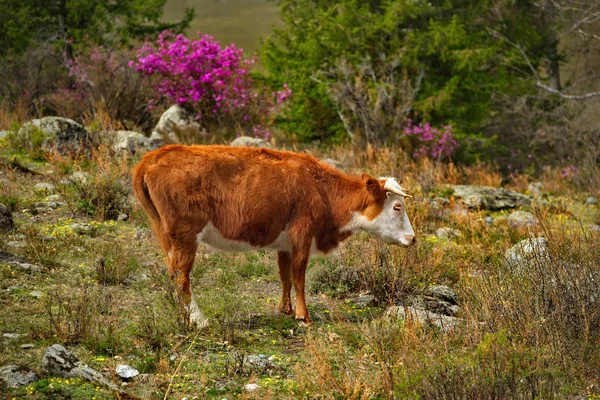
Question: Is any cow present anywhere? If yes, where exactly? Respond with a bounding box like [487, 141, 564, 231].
[132, 144, 415, 327]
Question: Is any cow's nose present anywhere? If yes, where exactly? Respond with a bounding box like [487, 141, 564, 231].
[401, 235, 416, 246]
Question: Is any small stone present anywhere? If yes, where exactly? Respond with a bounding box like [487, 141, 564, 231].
[117, 213, 128, 221]
[3, 333, 26, 340]
[20, 343, 35, 349]
[0, 364, 39, 388]
[29, 291, 44, 298]
[244, 383, 260, 391]
[230, 136, 273, 148]
[115, 364, 139, 380]
[590, 224, 600, 232]
[34, 182, 56, 193]
[34, 201, 63, 209]
[354, 294, 376, 308]
[69, 223, 96, 235]
[527, 182, 543, 197]
[507, 211, 535, 229]
[424, 285, 458, 304]
[6, 241, 26, 248]
[45, 194, 63, 202]
[484, 216, 493, 225]
[585, 196, 598, 206]
[436, 227, 461, 240]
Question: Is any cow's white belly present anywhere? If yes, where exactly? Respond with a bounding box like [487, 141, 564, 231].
[196, 222, 293, 252]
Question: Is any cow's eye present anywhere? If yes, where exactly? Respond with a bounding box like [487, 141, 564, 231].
[393, 203, 402, 213]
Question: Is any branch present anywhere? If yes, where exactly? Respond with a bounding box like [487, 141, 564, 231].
[488, 28, 600, 100]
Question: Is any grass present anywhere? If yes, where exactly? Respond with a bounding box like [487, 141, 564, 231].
[0, 137, 599, 399]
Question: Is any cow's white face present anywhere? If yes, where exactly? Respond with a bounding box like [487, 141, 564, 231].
[343, 176, 416, 247]
[367, 193, 416, 247]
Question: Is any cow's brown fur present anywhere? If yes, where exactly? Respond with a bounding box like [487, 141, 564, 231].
[133, 144, 390, 323]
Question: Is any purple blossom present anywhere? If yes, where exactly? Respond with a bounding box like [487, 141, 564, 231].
[404, 119, 458, 159]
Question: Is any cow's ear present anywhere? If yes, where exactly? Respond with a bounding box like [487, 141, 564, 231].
[362, 174, 383, 198]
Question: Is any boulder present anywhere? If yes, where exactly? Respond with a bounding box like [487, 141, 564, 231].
[0, 364, 39, 388]
[504, 237, 550, 273]
[507, 211, 536, 229]
[34, 182, 56, 194]
[424, 284, 459, 304]
[230, 136, 273, 148]
[41, 344, 120, 391]
[150, 105, 202, 145]
[112, 131, 155, 155]
[0, 252, 43, 273]
[451, 185, 531, 210]
[17, 117, 95, 157]
[0, 204, 14, 233]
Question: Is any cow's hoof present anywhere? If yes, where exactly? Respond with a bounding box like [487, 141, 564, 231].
[295, 316, 312, 327]
[279, 304, 294, 316]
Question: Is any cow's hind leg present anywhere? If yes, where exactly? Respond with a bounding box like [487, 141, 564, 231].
[166, 235, 208, 329]
[290, 247, 311, 324]
[277, 251, 293, 315]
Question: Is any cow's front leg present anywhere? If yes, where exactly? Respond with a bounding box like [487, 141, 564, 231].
[277, 251, 293, 315]
[290, 246, 311, 324]
[166, 240, 208, 329]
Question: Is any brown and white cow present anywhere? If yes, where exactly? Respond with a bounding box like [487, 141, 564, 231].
[133, 144, 415, 327]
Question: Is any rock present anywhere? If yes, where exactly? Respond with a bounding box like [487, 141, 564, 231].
[0, 130, 9, 139]
[150, 104, 202, 145]
[0, 364, 39, 388]
[504, 237, 550, 273]
[484, 216, 493, 225]
[0, 204, 14, 233]
[590, 224, 600, 232]
[451, 185, 531, 210]
[69, 223, 96, 236]
[6, 241, 25, 248]
[20, 343, 35, 349]
[230, 136, 273, 148]
[59, 171, 90, 186]
[17, 117, 95, 157]
[244, 354, 278, 375]
[33, 201, 63, 209]
[386, 305, 460, 332]
[435, 227, 461, 240]
[34, 182, 56, 193]
[354, 294, 376, 308]
[117, 213, 128, 221]
[424, 285, 458, 304]
[45, 194, 63, 202]
[2, 333, 26, 340]
[527, 182, 543, 197]
[41, 344, 120, 391]
[322, 158, 343, 170]
[244, 383, 260, 391]
[507, 211, 536, 229]
[585, 196, 598, 206]
[115, 364, 139, 380]
[0, 252, 43, 273]
[29, 291, 44, 298]
[112, 131, 155, 155]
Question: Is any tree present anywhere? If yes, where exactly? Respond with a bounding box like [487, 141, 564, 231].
[0, 0, 194, 57]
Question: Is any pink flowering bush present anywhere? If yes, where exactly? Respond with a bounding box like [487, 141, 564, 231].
[403, 120, 459, 159]
[130, 31, 290, 139]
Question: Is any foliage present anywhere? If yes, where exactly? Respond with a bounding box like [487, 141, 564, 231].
[0, 0, 194, 57]
[403, 120, 459, 160]
[131, 31, 291, 138]
[262, 0, 554, 149]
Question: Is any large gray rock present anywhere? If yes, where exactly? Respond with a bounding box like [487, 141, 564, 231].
[115, 364, 139, 380]
[243, 354, 278, 375]
[0, 252, 43, 273]
[451, 185, 531, 210]
[504, 237, 550, 273]
[0, 204, 14, 233]
[150, 104, 202, 145]
[230, 136, 273, 148]
[17, 117, 95, 157]
[0, 364, 39, 388]
[41, 344, 120, 391]
[424, 284, 458, 304]
[112, 131, 155, 155]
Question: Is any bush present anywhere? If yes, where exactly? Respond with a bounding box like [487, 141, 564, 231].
[131, 30, 291, 140]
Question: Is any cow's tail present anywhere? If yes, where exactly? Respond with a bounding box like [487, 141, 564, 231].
[133, 162, 168, 251]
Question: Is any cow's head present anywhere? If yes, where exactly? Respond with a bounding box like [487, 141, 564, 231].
[361, 175, 416, 247]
